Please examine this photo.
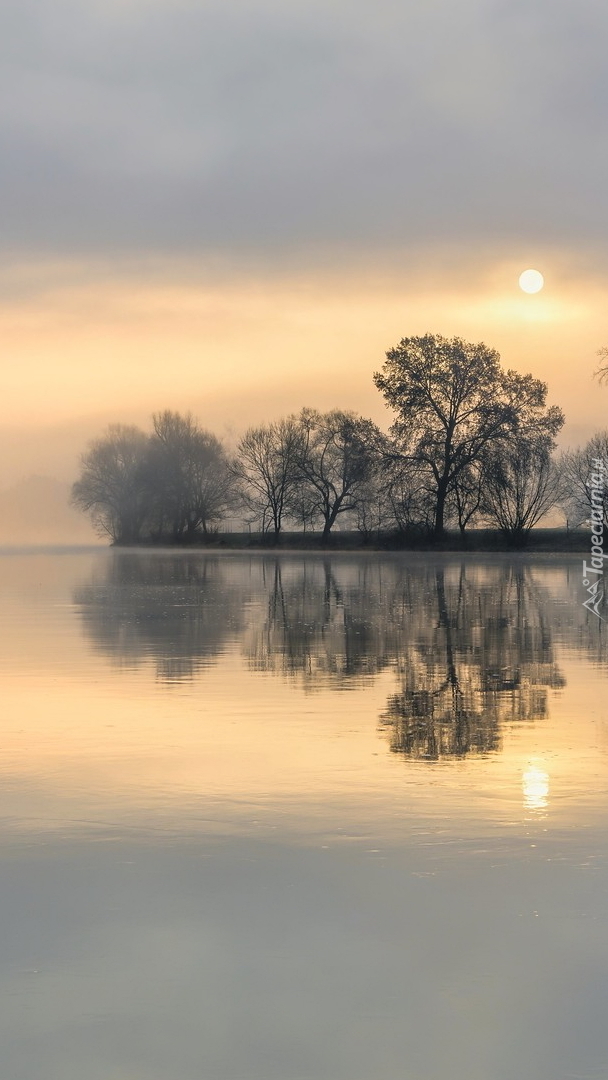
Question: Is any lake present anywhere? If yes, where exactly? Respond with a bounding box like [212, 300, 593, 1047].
[0, 548, 607, 1080]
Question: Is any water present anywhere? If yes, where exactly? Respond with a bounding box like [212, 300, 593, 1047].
[0, 548, 607, 1080]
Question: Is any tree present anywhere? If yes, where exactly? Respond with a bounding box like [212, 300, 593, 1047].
[287, 482, 320, 534]
[353, 474, 396, 540]
[448, 462, 485, 535]
[374, 334, 564, 537]
[593, 346, 608, 385]
[380, 454, 435, 535]
[560, 431, 608, 527]
[232, 419, 303, 537]
[295, 409, 381, 541]
[481, 442, 563, 545]
[71, 424, 149, 543]
[145, 411, 233, 539]
[187, 430, 234, 535]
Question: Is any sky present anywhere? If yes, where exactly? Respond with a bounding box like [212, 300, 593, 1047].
[1, 0, 607, 494]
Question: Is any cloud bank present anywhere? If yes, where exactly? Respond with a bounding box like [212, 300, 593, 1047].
[1, 0, 606, 264]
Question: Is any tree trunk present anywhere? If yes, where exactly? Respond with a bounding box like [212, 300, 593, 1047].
[434, 479, 449, 537]
[322, 499, 341, 543]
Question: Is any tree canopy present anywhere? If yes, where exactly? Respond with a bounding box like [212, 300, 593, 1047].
[374, 333, 564, 536]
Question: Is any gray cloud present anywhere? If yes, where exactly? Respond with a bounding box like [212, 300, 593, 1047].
[1, 0, 606, 261]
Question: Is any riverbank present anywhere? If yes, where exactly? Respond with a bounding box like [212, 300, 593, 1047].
[114, 528, 590, 553]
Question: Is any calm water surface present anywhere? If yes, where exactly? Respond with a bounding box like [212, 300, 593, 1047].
[0, 549, 607, 1080]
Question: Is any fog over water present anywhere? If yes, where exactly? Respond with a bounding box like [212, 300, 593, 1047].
[1, 549, 607, 1080]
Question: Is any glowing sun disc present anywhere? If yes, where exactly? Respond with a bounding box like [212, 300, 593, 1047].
[519, 268, 544, 294]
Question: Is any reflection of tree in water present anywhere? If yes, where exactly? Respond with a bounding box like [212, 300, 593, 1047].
[75, 553, 567, 757]
[74, 553, 244, 680]
[244, 558, 400, 688]
[244, 559, 565, 753]
[379, 564, 565, 760]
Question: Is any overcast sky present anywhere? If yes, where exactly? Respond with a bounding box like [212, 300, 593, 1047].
[1, 0, 607, 489]
[2, 0, 607, 259]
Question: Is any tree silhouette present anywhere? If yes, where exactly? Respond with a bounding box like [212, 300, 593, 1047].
[374, 334, 564, 537]
[71, 424, 149, 543]
[232, 419, 303, 536]
[295, 409, 382, 541]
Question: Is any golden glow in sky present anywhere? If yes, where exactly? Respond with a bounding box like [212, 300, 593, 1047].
[0, 253, 604, 490]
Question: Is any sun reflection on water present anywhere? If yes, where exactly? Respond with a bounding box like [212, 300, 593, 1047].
[522, 763, 550, 812]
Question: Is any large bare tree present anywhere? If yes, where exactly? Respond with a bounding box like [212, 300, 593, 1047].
[374, 334, 564, 537]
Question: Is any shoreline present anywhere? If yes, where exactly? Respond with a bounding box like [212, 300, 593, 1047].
[111, 528, 590, 554]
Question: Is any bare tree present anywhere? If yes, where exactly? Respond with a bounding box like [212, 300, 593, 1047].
[353, 474, 396, 540]
[145, 411, 233, 539]
[187, 432, 235, 536]
[232, 419, 303, 537]
[295, 409, 382, 541]
[560, 431, 608, 527]
[482, 443, 563, 544]
[448, 462, 485, 535]
[593, 346, 608, 385]
[374, 334, 564, 537]
[380, 455, 435, 535]
[287, 483, 320, 534]
[71, 424, 149, 543]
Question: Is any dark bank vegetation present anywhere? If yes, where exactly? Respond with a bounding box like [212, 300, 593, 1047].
[71, 333, 603, 549]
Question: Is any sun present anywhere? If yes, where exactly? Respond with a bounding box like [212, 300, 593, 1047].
[519, 268, 544, 294]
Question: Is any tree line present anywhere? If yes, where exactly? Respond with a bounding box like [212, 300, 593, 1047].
[71, 332, 604, 545]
